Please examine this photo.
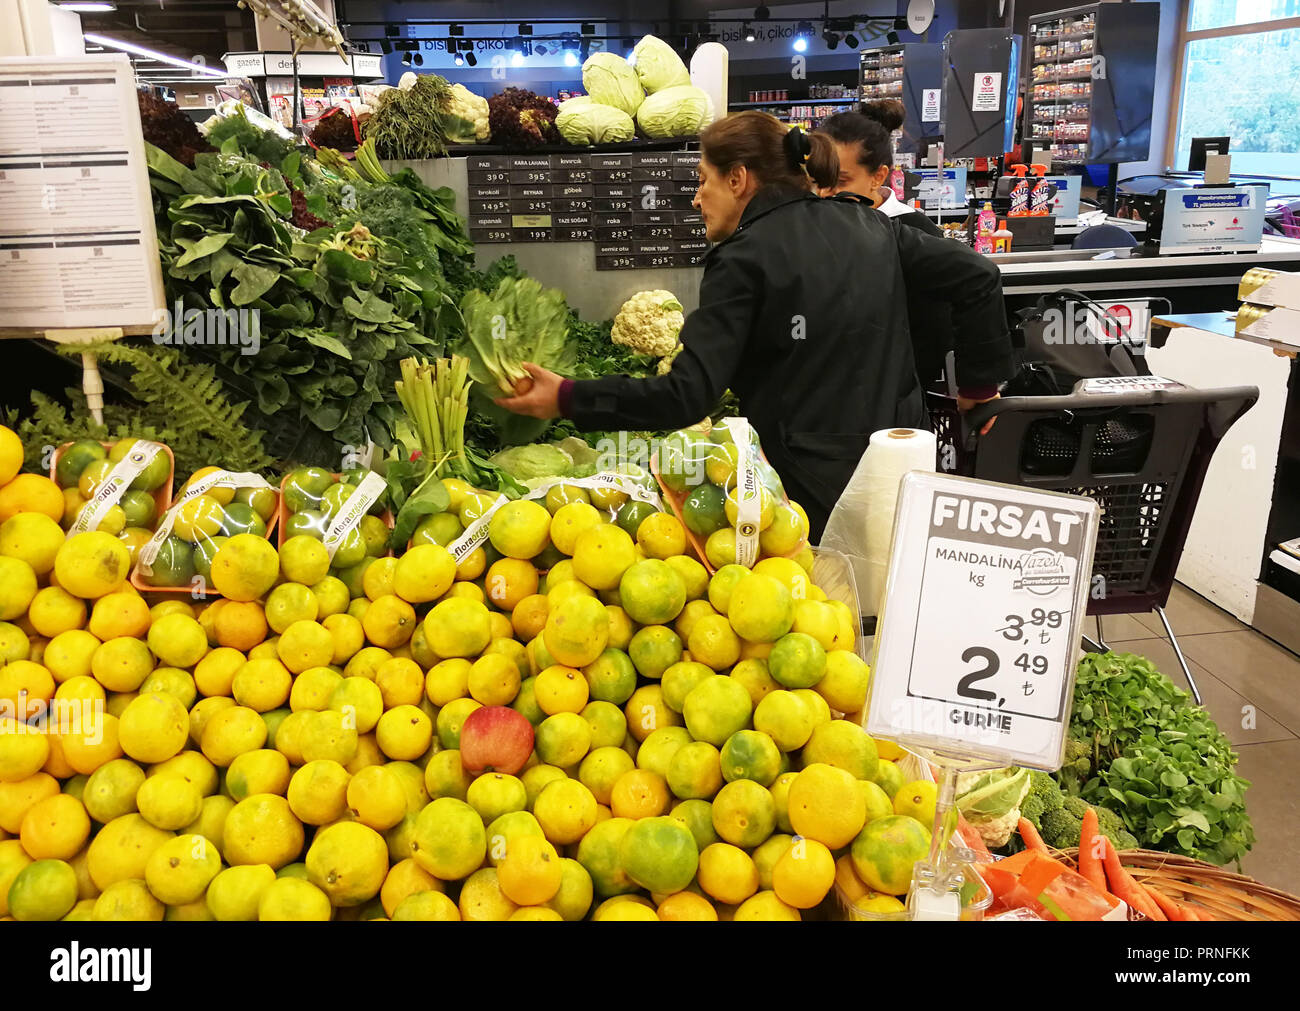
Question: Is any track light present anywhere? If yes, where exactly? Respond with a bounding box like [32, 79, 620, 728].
[385, 25, 399, 37]
[754, 5, 769, 19]
[449, 23, 463, 37]
[886, 31, 899, 45]
[465, 51, 477, 67]
[581, 22, 596, 35]
[563, 48, 578, 67]
[518, 23, 533, 36]
[512, 49, 524, 66]
[823, 30, 840, 49]
[744, 23, 755, 41]
[845, 32, 859, 48]
[453, 51, 463, 65]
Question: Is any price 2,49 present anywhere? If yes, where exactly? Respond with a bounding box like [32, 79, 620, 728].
[954, 646, 1048, 703]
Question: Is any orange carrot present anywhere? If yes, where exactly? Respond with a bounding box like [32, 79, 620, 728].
[1147, 887, 1193, 922]
[1101, 837, 1167, 921]
[1019, 817, 1049, 853]
[957, 813, 993, 862]
[1078, 807, 1107, 893]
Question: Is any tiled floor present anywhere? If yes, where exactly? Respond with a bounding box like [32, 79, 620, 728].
[1091, 583, 1300, 896]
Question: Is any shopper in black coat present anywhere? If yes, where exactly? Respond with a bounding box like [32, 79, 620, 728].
[497, 112, 1014, 539]
[820, 101, 956, 387]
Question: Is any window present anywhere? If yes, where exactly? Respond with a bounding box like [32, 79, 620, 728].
[1173, 1, 1300, 175]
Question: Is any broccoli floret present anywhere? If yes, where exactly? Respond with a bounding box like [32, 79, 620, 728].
[1040, 808, 1083, 848]
[1062, 795, 1090, 819]
[1064, 738, 1091, 764]
[1020, 794, 1047, 828]
[1094, 805, 1123, 836]
[1115, 830, 1140, 851]
[1028, 770, 1065, 813]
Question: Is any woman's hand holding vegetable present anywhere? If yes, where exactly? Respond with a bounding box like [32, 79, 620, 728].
[494, 362, 564, 419]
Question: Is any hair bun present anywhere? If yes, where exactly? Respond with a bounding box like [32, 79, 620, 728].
[860, 98, 905, 133]
[783, 126, 812, 167]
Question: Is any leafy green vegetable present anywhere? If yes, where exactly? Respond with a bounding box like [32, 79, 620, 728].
[457, 276, 573, 397]
[1060, 651, 1254, 867]
[488, 444, 574, 483]
[364, 75, 460, 160]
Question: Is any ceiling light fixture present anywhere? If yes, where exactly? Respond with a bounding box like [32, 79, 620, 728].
[518, 23, 532, 36]
[744, 23, 755, 42]
[754, 5, 770, 19]
[845, 32, 859, 48]
[82, 33, 227, 76]
[823, 29, 840, 49]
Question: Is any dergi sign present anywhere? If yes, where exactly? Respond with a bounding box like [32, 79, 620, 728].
[867, 473, 1099, 770]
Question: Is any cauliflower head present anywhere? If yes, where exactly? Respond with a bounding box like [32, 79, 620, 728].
[612, 290, 684, 357]
[447, 84, 490, 143]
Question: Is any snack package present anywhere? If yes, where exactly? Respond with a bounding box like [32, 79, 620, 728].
[278, 466, 393, 582]
[133, 469, 278, 592]
[51, 439, 175, 565]
[651, 418, 810, 573]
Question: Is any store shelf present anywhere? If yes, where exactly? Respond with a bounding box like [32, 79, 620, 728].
[1151, 311, 1300, 355]
[729, 99, 854, 109]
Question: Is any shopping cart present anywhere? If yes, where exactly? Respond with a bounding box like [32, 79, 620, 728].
[928, 382, 1259, 703]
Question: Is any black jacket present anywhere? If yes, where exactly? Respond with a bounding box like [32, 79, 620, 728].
[569, 187, 1014, 538]
[887, 206, 957, 387]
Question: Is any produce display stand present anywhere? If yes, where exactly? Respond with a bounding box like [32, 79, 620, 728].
[927, 381, 1259, 703]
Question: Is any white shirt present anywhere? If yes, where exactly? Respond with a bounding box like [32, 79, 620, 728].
[875, 188, 919, 219]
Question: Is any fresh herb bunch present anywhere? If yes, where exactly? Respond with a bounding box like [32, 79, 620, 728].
[1062, 651, 1255, 867]
[204, 106, 296, 166]
[487, 88, 560, 148]
[364, 75, 457, 159]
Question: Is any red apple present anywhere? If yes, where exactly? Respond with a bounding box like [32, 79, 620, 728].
[459, 706, 534, 775]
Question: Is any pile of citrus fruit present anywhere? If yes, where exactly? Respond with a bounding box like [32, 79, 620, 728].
[0, 423, 938, 922]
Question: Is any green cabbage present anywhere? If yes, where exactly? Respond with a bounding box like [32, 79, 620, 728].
[635, 85, 712, 139]
[488, 443, 574, 483]
[556, 97, 636, 145]
[632, 35, 692, 93]
[581, 53, 644, 115]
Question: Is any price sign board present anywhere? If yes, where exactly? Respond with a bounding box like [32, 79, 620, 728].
[866, 472, 1099, 771]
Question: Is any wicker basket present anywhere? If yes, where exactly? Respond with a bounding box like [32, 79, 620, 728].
[1055, 847, 1300, 922]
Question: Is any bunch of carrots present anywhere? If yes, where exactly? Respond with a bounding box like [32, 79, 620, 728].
[995, 812, 1208, 921]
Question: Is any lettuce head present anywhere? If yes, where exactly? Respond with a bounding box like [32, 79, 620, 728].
[635, 85, 713, 139]
[632, 35, 691, 93]
[581, 53, 644, 115]
[557, 97, 636, 145]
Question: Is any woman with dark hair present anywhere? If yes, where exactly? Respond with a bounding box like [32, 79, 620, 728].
[820, 100, 938, 232]
[496, 110, 1012, 539]
[820, 100, 954, 384]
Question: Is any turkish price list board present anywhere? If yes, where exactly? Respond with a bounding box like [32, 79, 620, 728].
[467, 150, 707, 270]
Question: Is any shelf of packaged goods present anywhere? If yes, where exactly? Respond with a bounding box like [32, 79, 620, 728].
[1033, 29, 1094, 43]
[731, 99, 855, 109]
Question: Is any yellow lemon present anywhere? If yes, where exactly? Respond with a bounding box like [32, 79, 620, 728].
[209, 534, 279, 602]
[263, 583, 317, 636]
[258, 877, 331, 921]
[93, 877, 164, 921]
[206, 863, 276, 921]
[145, 833, 221, 905]
[361, 594, 418, 651]
[223, 793, 304, 869]
[287, 759, 351, 826]
[0, 512, 64, 576]
[44, 626, 101, 680]
[697, 842, 759, 906]
[279, 536, 331, 585]
[306, 820, 387, 907]
[393, 544, 457, 604]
